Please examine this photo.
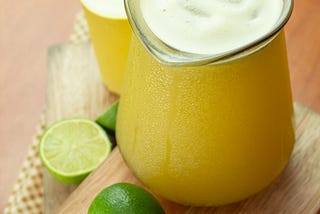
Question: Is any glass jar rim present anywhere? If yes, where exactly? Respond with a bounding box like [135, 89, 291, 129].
[124, 0, 293, 67]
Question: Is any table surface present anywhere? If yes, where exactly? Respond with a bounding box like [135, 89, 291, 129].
[0, 0, 319, 211]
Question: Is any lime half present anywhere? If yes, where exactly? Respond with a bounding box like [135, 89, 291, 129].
[39, 118, 111, 185]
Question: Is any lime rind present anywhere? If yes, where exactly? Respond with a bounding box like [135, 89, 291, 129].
[96, 100, 119, 132]
[88, 183, 165, 214]
[39, 118, 112, 185]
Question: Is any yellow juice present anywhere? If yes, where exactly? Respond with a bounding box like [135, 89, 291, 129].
[81, 1, 132, 94]
[116, 31, 294, 205]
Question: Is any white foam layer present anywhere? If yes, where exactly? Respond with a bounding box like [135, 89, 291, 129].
[141, 0, 283, 54]
[82, 0, 127, 18]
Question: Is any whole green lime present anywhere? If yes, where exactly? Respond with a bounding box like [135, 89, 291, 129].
[88, 183, 165, 214]
[96, 100, 119, 132]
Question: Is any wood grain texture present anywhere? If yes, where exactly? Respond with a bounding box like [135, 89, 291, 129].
[49, 43, 320, 214]
[45, 43, 118, 213]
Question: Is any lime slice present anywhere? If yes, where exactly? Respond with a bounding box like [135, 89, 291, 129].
[88, 183, 165, 214]
[39, 118, 111, 185]
[96, 100, 119, 132]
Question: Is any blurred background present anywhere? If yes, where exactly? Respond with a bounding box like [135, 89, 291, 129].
[0, 0, 81, 210]
[0, 0, 319, 211]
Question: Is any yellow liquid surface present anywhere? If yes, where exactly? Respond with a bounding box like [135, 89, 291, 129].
[117, 31, 294, 206]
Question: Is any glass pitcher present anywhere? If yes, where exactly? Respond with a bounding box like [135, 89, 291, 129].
[117, 0, 294, 206]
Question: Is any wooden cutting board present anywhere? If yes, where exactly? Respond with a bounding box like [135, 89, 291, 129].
[44, 43, 320, 214]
